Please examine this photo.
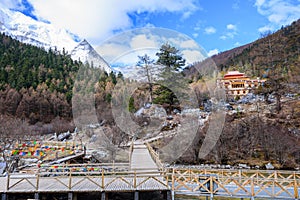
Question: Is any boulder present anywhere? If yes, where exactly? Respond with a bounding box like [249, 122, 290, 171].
[265, 162, 274, 170]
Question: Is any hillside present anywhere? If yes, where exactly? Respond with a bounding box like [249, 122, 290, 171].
[177, 19, 300, 169]
[0, 33, 79, 115]
[185, 19, 300, 85]
[0, 33, 125, 141]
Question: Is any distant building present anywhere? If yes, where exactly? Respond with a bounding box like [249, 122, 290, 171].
[217, 71, 266, 97]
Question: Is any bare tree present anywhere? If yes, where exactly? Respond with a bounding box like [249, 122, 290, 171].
[137, 54, 155, 103]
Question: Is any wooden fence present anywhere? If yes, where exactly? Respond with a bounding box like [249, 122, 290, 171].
[2, 167, 299, 199]
[169, 168, 300, 199]
[1, 168, 169, 193]
[145, 142, 164, 170]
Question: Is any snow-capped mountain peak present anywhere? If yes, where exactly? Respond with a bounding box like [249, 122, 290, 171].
[0, 7, 112, 72]
[71, 39, 112, 72]
[0, 7, 78, 52]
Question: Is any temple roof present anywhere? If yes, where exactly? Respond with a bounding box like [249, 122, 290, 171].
[223, 71, 247, 79]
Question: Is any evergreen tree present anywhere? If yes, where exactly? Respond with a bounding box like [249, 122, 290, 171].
[110, 71, 117, 85]
[117, 71, 124, 80]
[154, 43, 188, 112]
[156, 43, 185, 72]
[128, 96, 136, 113]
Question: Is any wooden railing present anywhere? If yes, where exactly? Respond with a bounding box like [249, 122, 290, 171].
[168, 168, 300, 199]
[2, 165, 300, 199]
[4, 168, 170, 193]
[3, 142, 300, 200]
[145, 142, 164, 170]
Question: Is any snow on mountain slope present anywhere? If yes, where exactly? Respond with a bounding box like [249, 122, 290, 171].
[0, 8, 112, 72]
[0, 8, 111, 72]
[0, 8, 78, 52]
[71, 39, 112, 72]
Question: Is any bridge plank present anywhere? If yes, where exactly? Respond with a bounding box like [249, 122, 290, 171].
[130, 143, 158, 171]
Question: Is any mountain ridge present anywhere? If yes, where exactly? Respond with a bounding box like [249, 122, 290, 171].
[0, 8, 112, 72]
[0, 8, 78, 52]
[211, 19, 300, 77]
[71, 39, 112, 72]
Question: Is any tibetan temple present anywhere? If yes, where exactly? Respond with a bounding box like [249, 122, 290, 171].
[217, 71, 266, 97]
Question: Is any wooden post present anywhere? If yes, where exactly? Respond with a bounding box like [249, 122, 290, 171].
[134, 170, 137, 188]
[129, 144, 132, 170]
[294, 172, 299, 199]
[171, 168, 175, 200]
[171, 168, 175, 192]
[101, 168, 104, 189]
[210, 176, 214, 200]
[36, 173, 40, 192]
[102, 169, 104, 189]
[6, 174, 9, 192]
[251, 177, 255, 200]
[69, 171, 72, 190]
[166, 170, 169, 187]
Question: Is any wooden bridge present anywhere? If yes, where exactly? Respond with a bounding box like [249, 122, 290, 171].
[0, 141, 299, 200]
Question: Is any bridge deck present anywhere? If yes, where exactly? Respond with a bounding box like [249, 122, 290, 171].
[0, 142, 169, 194]
[130, 142, 158, 170]
[1, 142, 299, 199]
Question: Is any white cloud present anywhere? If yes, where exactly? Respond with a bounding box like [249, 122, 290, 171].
[255, 0, 266, 7]
[258, 25, 273, 33]
[220, 35, 227, 40]
[204, 26, 216, 34]
[255, 0, 300, 32]
[220, 24, 238, 40]
[25, 0, 199, 44]
[97, 42, 130, 63]
[192, 33, 199, 38]
[207, 49, 219, 57]
[182, 50, 205, 63]
[181, 11, 193, 20]
[227, 24, 237, 31]
[145, 23, 156, 28]
[130, 34, 159, 49]
[234, 42, 241, 47]
[179, 40, 199, 49]
[194, 26, 201, 31]
[193, 20, 204, 31]
[220, 32, 236, 40]
[95, 28, 205, 66]
[111, 49, 158, 66]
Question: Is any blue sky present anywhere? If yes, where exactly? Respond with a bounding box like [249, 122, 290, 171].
[1, 0, 300, 57]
